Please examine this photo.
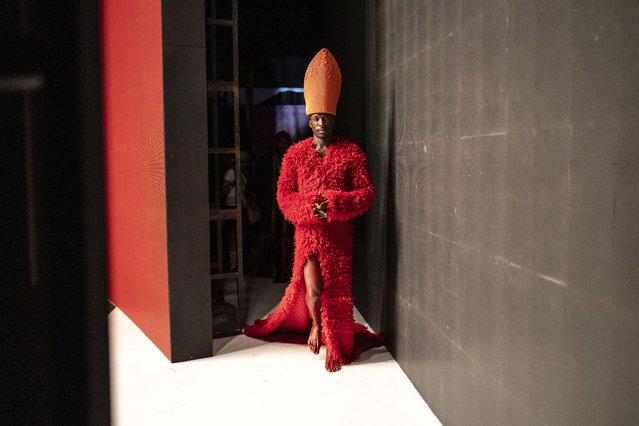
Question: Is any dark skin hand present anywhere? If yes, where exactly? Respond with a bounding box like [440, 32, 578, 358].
[313, 200, 328, 219]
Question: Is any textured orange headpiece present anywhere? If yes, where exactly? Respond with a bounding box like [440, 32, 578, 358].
[303, 48, 342, 116]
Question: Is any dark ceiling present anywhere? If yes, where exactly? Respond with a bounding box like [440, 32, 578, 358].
[238, 0, 326, 86]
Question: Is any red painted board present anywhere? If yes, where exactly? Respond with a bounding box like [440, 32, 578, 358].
[100, 0, 171, 358]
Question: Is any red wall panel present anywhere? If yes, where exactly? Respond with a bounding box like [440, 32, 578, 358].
[101, 0, 171, 358]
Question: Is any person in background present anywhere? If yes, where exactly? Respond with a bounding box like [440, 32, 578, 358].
[221, 151, 259, 271]
[255, 131, 294, 282]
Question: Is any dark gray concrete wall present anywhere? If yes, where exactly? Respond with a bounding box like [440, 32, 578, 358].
[162, 0, 212, 362]
[364, 1, 639, 424]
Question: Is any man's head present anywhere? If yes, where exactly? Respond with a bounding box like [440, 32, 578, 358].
[308, 113, 335, 140]
[275, 130, 291, 155]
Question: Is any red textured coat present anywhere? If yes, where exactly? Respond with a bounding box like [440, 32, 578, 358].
[244, 137, 383, 365]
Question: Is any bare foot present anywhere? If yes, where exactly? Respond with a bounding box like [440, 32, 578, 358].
[325, 357, 341, 372]
[308, 324, 321, 354]
[325, 356, 342, 372]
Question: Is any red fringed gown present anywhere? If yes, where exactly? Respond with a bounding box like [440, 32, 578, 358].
[244, 136, 383, 365]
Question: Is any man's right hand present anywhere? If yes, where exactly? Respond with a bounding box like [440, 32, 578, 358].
[313, 200, 328, 219]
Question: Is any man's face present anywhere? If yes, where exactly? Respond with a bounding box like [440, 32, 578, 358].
[308, 113, 335, 139]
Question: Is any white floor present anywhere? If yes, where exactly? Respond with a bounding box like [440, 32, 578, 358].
[109, 278, 441, 426]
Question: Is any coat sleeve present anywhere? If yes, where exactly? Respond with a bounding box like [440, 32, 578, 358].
[323, 147, 375, 222]
[276, 149, 322, 226]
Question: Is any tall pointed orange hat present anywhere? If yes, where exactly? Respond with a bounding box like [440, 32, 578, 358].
[304, 48, 342, 116]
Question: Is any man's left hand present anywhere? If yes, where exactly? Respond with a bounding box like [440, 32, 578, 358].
[313, 200, 328, 219]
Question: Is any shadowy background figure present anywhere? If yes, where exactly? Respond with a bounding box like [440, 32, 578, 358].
[255, 131, 294, 282]
[221, 151, 260, 272]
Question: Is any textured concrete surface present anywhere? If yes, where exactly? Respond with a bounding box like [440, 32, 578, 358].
[361, 1, 639, 424]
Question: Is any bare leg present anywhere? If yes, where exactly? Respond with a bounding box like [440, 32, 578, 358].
[303, 256, 322, 354]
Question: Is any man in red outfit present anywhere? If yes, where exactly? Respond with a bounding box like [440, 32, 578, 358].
[244, 49, 383, 372]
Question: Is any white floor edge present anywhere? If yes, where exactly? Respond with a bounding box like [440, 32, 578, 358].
[109, 303, 441, 426]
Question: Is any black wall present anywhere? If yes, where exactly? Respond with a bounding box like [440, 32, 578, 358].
[1, 1, 110, 424]
[162, 0, 212, 362]
[363, 1, 639, 424]
[239, 0, 325, 87]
